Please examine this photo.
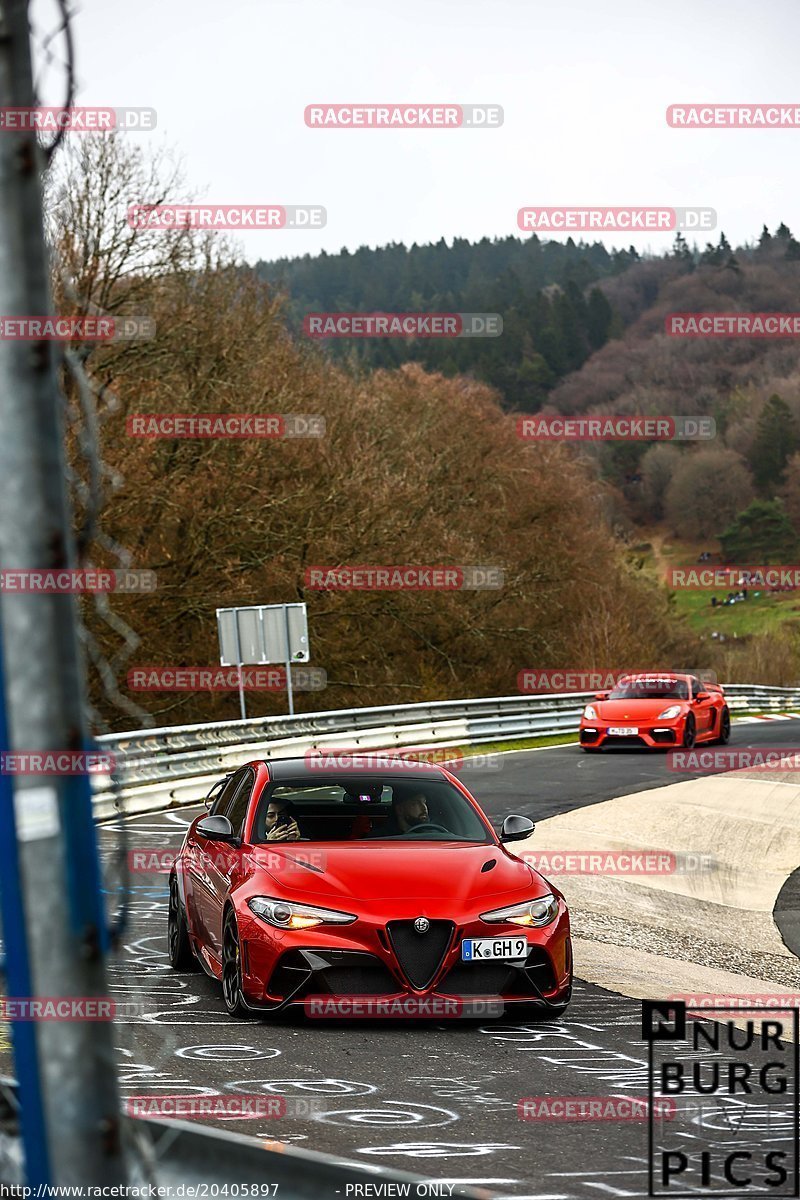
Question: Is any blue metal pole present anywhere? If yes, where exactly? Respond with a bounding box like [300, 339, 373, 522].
[0, 622, 51, 1186]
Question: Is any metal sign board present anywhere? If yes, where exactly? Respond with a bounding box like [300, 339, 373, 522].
[216, 603, 309, 667]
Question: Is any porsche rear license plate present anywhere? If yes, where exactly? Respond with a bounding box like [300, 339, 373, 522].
[462, 936, 528, 961]
[608, 726, 638, 735]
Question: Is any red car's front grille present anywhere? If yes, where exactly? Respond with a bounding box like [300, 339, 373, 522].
[387, 919, 454, 989]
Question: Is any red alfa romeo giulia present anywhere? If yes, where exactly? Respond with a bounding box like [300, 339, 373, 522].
[167, 757, 572, 1019]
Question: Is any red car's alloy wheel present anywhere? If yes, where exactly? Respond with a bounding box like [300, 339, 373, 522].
[222, 910, 248, 1018]
[168, 872, 197, 971]
[717, 708, 731, 744]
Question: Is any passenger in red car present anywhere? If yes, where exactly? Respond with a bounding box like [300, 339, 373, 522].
[264, 798, 302, 842]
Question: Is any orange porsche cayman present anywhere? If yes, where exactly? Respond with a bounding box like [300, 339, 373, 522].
[579, 673, 730, 752]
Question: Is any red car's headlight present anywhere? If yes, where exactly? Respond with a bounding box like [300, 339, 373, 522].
[657, 705, 683, 719]
[480, 894, 559, 927]
[247, 897, 356, 929]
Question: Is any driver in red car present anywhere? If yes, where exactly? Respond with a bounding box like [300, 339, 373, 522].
[391, 790, 430, 833]
[398, 792, 429, 830]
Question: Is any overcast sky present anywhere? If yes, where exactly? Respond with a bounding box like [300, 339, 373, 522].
[31, 0, 800, 263]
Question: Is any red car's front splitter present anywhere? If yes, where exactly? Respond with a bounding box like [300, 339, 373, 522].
[237, 911, 572, 1015]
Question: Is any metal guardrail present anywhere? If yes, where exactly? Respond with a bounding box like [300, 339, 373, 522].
[91, 684, 800, 818]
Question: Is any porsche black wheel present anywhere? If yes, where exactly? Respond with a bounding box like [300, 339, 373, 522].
[715, 707, 731, 744]
[682, 714, 696, 749]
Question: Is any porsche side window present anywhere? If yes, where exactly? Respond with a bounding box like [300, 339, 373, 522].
[690, 677, 702, 699]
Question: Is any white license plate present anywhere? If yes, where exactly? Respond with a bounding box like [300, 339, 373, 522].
[462, 936, 528, 961]
[608, 726, 638, 735]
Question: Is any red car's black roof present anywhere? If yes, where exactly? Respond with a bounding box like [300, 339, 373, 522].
[263, 755, 449, 782]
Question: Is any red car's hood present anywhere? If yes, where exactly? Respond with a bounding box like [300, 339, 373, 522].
[248, 842, 543, 902]
[594, 697, 687, 720]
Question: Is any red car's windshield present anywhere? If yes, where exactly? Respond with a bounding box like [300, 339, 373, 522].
[608, 678, 689, 701]
[253, 777, 493, 844]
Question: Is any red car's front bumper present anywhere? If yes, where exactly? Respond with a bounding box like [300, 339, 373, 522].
[236, 897, 572, 1015]
[579, 717, 686, 749]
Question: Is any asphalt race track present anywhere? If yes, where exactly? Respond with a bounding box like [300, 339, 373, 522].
[465, 718, 800, 822]
[5, 719, 800, 1198]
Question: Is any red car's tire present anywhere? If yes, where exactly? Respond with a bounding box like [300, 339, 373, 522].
[222, 909, 250, 1019]
[681, 714, 696, 748]
[168, 871, 198, 971]
[715, 707, 731, 744]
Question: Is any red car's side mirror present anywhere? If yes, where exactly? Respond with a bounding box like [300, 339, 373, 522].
[594, 691, 610, 700]
[695, 692, 710, 702]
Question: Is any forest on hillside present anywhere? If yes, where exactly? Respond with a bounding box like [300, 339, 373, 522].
[261, 225, 800, 563]
[546, 228, 800, 553]
[256, 236, 631, 409]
